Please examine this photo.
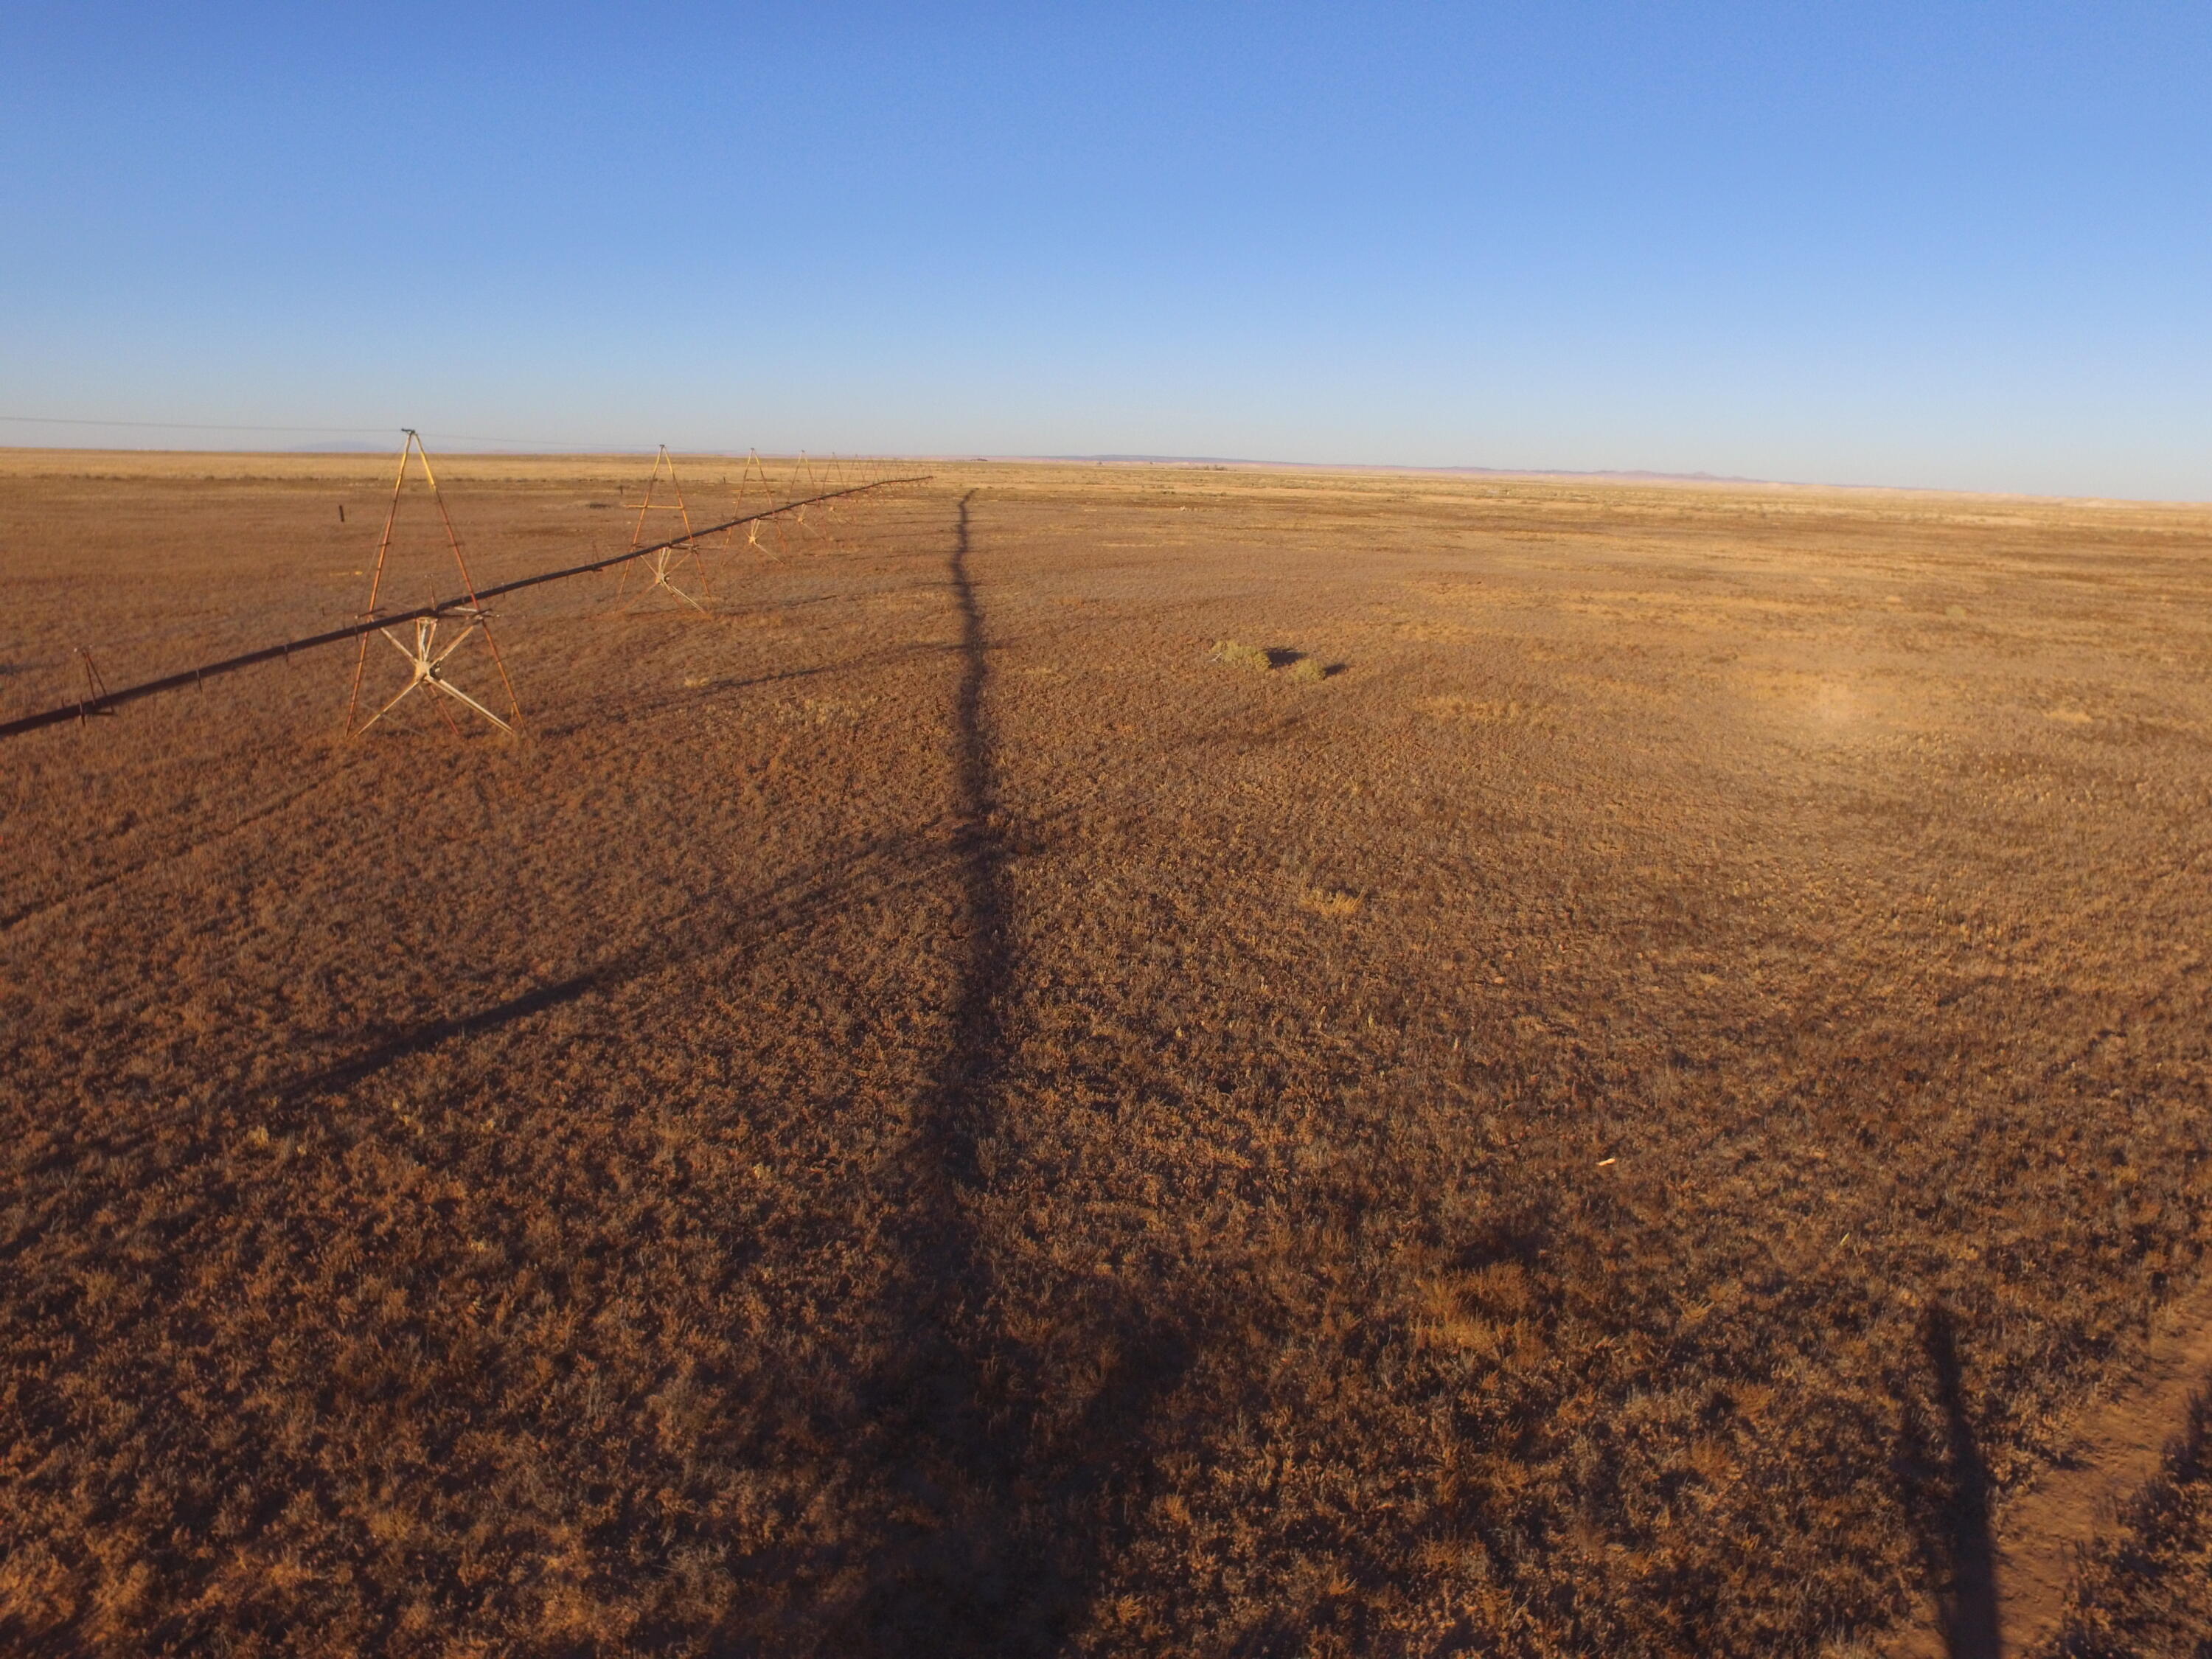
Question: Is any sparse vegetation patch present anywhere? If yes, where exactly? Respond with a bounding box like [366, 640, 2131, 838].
[1299, 885, 1362, 917]
[1417, 692, 1540, 723]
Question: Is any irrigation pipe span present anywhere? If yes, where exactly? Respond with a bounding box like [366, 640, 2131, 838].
[0, 476, 931, 743]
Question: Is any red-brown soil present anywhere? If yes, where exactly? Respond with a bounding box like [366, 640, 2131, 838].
[2034, 1386, 2212, 1657]
[2005, 1278, 2212, 1655]
[4, 451, 2212, 1655]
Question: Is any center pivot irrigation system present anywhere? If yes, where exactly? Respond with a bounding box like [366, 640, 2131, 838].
[0, 432, 931, 745]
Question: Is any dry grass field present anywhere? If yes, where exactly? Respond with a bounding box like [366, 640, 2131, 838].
[4, 449, 2212, 1656]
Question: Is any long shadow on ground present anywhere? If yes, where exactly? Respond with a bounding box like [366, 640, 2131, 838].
[825, 491, 1192, 1656]
[1897, 1302, 2004, 1659]
[272, 829, 950, 1105]
[271, 494, 1192, 1653]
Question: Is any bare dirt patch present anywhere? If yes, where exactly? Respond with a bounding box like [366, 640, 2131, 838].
[2006, 1277, 2212, 1649]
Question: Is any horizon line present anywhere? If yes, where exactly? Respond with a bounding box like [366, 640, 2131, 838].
[0, 437, 2202, 507]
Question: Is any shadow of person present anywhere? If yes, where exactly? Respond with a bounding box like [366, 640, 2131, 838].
[1897, 1301, 2003, 1659]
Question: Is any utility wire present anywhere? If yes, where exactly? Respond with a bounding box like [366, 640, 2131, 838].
[0, 414, 864, 454]
[0, 414, 391, 434]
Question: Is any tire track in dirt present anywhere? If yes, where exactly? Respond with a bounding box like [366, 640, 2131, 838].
[1997, 1272, 2212, 1654]
[1890, 1271, 2212, 1657]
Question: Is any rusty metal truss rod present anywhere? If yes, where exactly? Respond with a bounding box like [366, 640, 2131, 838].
[0, 474, 931, 742]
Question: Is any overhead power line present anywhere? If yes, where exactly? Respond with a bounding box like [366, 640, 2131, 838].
[0, 414, 819, 453]
[0, 414, 392, 434]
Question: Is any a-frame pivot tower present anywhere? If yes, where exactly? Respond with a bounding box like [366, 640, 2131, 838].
[613, 445, 713, 613]
[344, 430, 523, 738]
[731, 448, 787, 555]
[782, 451, 839, 552]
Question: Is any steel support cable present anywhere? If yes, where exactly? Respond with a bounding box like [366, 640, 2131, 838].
[0, 476, 931, 742]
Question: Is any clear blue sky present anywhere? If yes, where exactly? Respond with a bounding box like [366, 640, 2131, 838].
[4, 2, 2208, 496]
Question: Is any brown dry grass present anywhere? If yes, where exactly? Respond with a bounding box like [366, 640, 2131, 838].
[4, 451, 2212, 1655]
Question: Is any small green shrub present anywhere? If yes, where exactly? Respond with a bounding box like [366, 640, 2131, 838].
[1287, 657, 1327, 684]
[1210, 639, 1272, 674]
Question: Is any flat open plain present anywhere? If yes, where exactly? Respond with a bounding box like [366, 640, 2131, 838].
[5, 451, 2212, 1656]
